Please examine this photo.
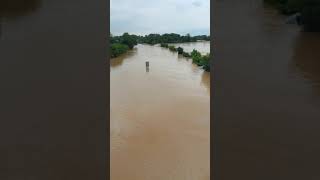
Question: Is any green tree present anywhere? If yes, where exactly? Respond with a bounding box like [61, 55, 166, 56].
[111, 43, 129, 58]
[121, 32, 137, 49]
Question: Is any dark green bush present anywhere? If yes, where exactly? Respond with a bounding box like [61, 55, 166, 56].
[177, 47, 184, 54]
[111, 43, 129, 58]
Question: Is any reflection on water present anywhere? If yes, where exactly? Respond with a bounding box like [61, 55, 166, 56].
[111, 43, 210, 180]
[201, 72, 210, 93]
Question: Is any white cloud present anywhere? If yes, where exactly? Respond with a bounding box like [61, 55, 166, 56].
[110, 0, 210, 36]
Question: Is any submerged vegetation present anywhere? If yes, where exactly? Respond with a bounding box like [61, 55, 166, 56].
[160, 43, 211, 72]
[110, 33, 211, 72]
[264, 0, 320, 31]
[169, 45, 177, 52]
[111, 43, 129, 58]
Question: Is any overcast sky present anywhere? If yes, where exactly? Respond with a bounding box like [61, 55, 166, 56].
[110, 0, 210, 36]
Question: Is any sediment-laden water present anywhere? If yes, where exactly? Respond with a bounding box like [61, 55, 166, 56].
[111, 42, 210, 180]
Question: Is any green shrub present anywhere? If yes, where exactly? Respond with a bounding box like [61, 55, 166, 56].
[111, 43, 129, 58]
[177, 47, 184, 54]
[201, 54, 211, 72]
[191, 49, 201, 58]
[190, 50, 211, 71]
[191, 49, 202, 64]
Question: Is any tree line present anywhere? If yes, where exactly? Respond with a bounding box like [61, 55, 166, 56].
[264, 0, 320, 31]
[138, 33, 210, 45]
[110, 33, 210, 57]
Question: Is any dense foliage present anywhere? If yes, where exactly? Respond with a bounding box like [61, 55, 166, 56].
[138, 33, 210, 45]
[111, 43, 129, 58]
[110, 33, 138, 57]
[264, 0, 320, 31]
[111, 33, 137, 49]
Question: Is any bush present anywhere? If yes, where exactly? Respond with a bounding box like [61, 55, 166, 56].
[191, 49, 202, 64]
[177, 47, 184, 54]
[111, 43, 129, 58]
[191, 49, 201, 58]
[190, 50, 211, 71]
[169, 45, 177, 51]
[201, 54, 211, 72]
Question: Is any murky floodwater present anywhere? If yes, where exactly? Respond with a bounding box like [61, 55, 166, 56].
[110, 42, 210, 180]
[214, 0, 320, 179]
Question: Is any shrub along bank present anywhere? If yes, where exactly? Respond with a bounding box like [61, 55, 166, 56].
[161, 43, 211, 72]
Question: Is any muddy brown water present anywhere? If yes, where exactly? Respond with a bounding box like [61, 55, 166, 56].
[213, 0, 320, 179]
[111, 42, 210, 180]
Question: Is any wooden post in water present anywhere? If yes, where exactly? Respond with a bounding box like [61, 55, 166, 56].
[146, 61, 149, 72]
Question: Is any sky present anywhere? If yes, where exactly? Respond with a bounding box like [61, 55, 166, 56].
[110, 0, 210, 36]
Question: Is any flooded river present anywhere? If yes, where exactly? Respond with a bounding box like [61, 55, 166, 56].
[213, 0, 320, 179]
[110, 42, 210, 180]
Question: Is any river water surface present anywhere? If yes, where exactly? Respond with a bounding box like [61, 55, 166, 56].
[111, 42, 210, 180]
